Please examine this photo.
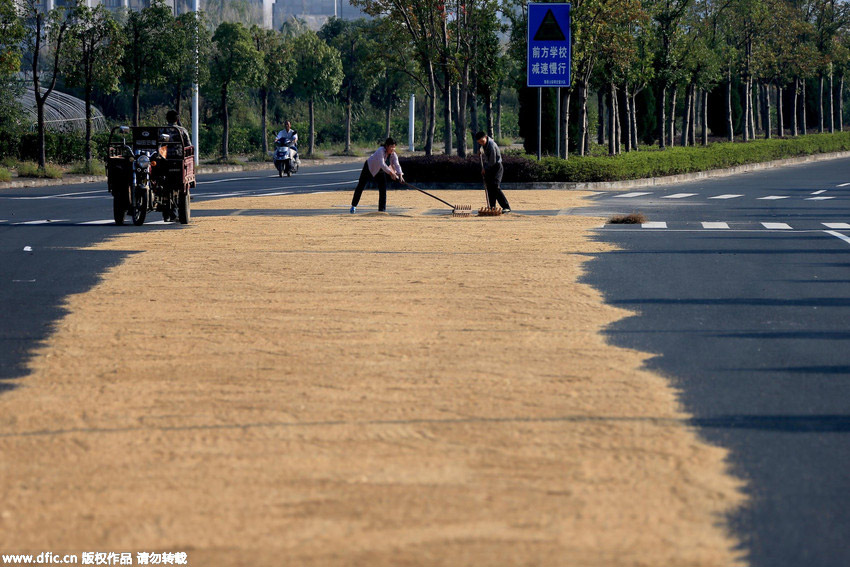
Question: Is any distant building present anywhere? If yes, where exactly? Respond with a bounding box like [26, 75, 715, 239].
[30, 0, 366, 29]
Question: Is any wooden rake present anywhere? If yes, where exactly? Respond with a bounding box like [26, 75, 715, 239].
[403, 182, 472, 217]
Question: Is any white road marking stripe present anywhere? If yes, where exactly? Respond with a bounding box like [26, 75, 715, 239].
[823, 223, 850, 229]
[9, 189, 103, 200]
[641, 222, 667, 229]
[836, 183, 850, 187]
[758, 196, 790, 200]
[662, 193, 698, 199]
[825, 230, 850, 245]
[614, 192, 652, 198]
[197, 168, 361, 184]
[261, 192, 292, 197]
[709, 194, 743, 199]
[806, 196, 835, 200]
[702, 222, 730, 229]
[761, 222, 793, 230]
[812, 189, 828, 194]
[13, 219, 68, 225]
[79, 219, 115, 225]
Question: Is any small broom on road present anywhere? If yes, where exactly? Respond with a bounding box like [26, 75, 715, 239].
[403, 181, 472, 217]
[478, 149, 502, 217]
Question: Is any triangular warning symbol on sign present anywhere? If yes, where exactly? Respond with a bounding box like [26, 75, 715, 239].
[533, 9, 566, 41]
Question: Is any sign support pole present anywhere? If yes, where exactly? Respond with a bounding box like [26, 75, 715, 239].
[537, 87, 542, 161]
[556, 87, 561, 158]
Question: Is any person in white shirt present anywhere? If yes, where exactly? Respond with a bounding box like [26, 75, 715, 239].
[275, 120, 298, 148]
[350, 137, 404, 213]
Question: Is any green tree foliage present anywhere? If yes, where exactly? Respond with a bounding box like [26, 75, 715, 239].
[210, 21, 263, 159]
[122, 0, 172, 126]
[319, 17, 379, 153]
[289, 30, 343, 156]
[251, 25, 295, 153]
[63, 4, 124, 167]
[163, 11, 213, 120]
[0, 0, 25, 131]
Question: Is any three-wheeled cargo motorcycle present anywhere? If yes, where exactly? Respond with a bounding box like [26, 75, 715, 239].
[105, 125, 196, 226]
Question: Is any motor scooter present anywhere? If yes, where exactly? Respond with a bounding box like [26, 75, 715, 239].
[273, 137, 299, 177]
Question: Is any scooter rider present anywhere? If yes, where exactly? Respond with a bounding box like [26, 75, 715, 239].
[275, 121, 298, 149]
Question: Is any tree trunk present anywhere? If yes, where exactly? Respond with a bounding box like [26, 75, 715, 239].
[829, 70, 834, 133]
[658, 84, 666, 149]
[426, 63, 436, 156]
[261, 87, 268, 154]
[840, 76, 845, 132]
[761, 83, 773, 140]
[608, 83, 616, 156]
[754, 80, 761, 136]
[818, 73, 824, 133]
[792, 78, 799, 136]
[726, 71, 734, 141]
[743, 79, 750, 142]
[85, 84, 93, 166]
[469, 75, 479, 136]
[777, 82, 784, 138]
[624, 89, 633, 152]
[221, 85, 229, 159]
[37, 101, 46, 168]
[457, 65, 469, 158]
[668, 86, 677, 146]
[801, 79, 807, 134]
[681, 83, 692, 147]
[702, 89, 709, 146]
[632, 94, 640, 149]
[578, 82, 588, 156]
[133, 80, 141, 127]
[495, 87, 502, 141]
[345, 86, 352, 153]
[689, 85, 696, 147]
[385, 106, 391, 139]
[308, 96, 315, 156]
[485, 92, 493, 137]
[443, 83, 452, 155]
[597, 89, 605, 145]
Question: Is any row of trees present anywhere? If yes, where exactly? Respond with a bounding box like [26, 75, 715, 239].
[503, 0, 850, 157]
[0, 0, 425, 169]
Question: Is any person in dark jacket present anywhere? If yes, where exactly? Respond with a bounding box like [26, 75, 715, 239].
[475, 131, 510, 212]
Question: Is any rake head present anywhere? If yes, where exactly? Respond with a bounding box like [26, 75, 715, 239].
[452, 204, 473, 217]
[478, 206, 503, 217]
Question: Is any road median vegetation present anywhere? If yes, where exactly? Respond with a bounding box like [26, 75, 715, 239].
[402, 132, 850, 184]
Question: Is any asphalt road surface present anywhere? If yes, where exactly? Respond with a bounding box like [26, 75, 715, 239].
[2, 158, 849, 566]
[580, 158, 850, 567]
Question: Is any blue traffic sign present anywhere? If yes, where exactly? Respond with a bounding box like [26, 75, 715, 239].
[527, 3, 571, 88]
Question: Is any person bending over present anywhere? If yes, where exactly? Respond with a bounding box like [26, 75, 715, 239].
[476, 131, 510, 213]
[350, 137, 404, 213]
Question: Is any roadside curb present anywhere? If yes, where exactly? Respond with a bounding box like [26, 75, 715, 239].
[0, 155, 364, 191]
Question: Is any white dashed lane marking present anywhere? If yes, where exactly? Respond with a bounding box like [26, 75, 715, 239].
[662, 193, 698, 199]
[806, 196, 835, 200]
[758, 196, 791, 200]
[761, 222, 793, 230]
[823, 223, 850, 229]
[641, 222, 668, 229]
[702, 222, 730, 229]
[614, 192, 652, 198]
[708, 194, 744, 199]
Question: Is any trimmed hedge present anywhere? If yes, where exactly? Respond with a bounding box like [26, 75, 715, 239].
[402, 132, 850, 184]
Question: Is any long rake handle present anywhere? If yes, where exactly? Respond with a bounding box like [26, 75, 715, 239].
[403, 182, 457, 210]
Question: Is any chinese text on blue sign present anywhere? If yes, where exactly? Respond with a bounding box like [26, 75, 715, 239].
[527, 3, 571, 88]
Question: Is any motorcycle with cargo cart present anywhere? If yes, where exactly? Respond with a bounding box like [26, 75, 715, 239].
[105, 125, 195, 226]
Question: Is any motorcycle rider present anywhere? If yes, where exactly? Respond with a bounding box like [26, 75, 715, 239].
[275, 120, 298, 150]
[166, 109, 192, 147]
